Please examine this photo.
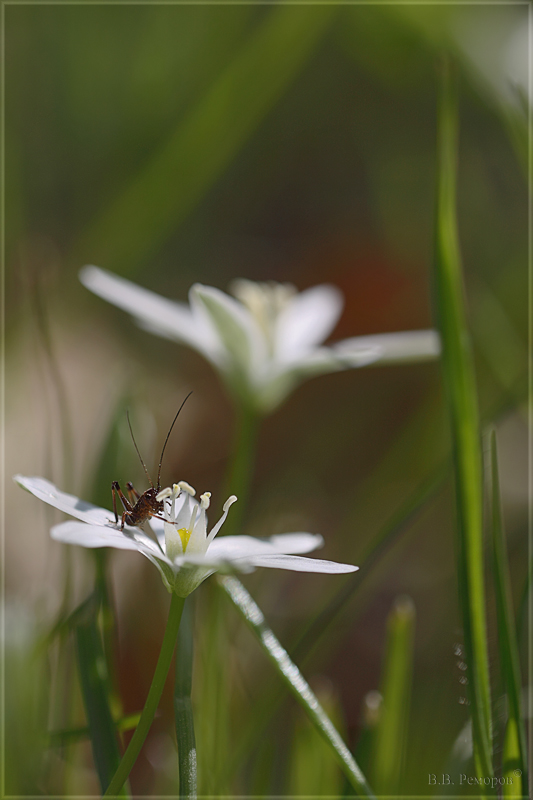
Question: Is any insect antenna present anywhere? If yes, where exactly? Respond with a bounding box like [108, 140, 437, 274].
[156, 391, 193, 490]
[126, 411, 154, 488]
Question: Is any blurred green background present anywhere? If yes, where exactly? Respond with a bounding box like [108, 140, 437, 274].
[5, 2, 528, 796]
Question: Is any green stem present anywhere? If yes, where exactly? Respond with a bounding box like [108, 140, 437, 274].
[175, 600, 197, 799]
[223, 404, 259, 536]
[104, 593, 186, 798]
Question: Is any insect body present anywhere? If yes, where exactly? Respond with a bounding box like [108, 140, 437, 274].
[112, 392, 192, 530]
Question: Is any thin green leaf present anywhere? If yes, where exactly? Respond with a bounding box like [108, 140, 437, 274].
[219, 575, 376, 799]
[490, 431, 528, 795]
[175, 599, 197, 799]
[372, 596, 415, 796]
[502, 717, 526, 799]
[433, 59, 492, 777]
[75, 4, 336, 274]
[75, 619, 129, 797]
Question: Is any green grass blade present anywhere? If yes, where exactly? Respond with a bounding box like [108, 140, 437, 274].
[174, 599, 197, 799]
[433, 60, 492, 777]
[490, 431, 528, 796]
[372, 596, 415, 796]
[75, 4, 336, 274]
[219, 575, 376, 799]
[75, 619, 129, 797]
[502, 717, 526, 798]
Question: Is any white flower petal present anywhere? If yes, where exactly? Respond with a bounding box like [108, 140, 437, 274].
[80, 266, 219, 359]
[208, 533, 323, 560]
[191, 284, 268, 385]
[274, 284, 343, 362]
[266, 533, 324, 554]
[173, 553, 252, 571]
[147, 516, 166, 549]
[333, 330, 441, 366]
[50, 520, 153, 552]
[243, 554, 358, 574]
[14, 475, 112, 526]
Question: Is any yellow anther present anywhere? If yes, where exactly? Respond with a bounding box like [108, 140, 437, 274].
[178, 481, 196, 496]
[200, 492, 211, 510]
[156, 487, 172, 502]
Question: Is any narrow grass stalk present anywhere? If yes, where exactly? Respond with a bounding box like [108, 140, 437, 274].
[433, 61, 492, 777]
[75, 619, 129, 798]
[372, 596, 415, 796]
[174, 599, 197, 799]
[104, 593, 186, 798]
[490, 432, 528, 795]
[219, 575, 376, 799]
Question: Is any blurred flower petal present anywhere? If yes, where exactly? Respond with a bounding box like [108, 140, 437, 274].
[191, 283, 267, 385]
[274, 284, 343, 362]
[334, 329, 441, 366]
[80, 265, 220, 361]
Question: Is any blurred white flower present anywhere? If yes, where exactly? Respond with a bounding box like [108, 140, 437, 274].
[80, 266, 440, 413]
[14, 475, 357, 597]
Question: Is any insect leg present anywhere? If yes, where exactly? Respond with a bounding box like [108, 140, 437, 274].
[148, 512, 171, 523]
[112, 481, 133, 524]
[126, 481, 141, 504]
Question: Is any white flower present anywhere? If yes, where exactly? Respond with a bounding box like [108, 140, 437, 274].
[14, 475, 357, 597]
[80, 266, 440, 413]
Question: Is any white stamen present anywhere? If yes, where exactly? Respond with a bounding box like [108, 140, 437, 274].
[200, 492, 211, 510]
[156, 487, 173, 502]
[223, 495, 238, 513]
[178, 481, 196, 496]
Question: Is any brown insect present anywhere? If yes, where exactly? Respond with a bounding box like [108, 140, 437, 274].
[112, 392, 192, 530]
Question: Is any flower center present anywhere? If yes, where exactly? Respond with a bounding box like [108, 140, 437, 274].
[231, 279, 296, 351]
[177, 499, 198, 553]
[177, 527, 193, 551]
[157, 483, 211, 557]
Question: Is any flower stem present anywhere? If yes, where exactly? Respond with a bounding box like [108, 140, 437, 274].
[104, 593, 186, 798]
[223, 404, 259, 535]
[174, 599, 197, 799]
